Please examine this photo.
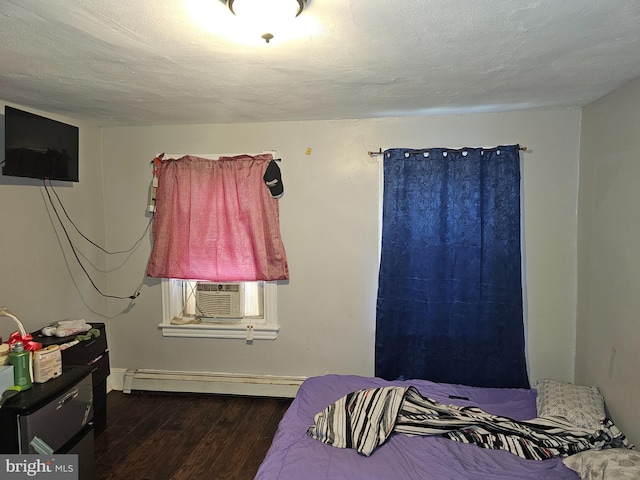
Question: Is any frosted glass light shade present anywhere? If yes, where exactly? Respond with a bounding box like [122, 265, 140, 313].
[229, 0, 305, 19]
[226, 0, 307, 42]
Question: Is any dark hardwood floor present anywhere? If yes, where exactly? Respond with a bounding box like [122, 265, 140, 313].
[94, 390, 292, 480]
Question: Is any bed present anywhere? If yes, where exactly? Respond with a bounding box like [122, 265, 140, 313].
[256, 374, 635, 480]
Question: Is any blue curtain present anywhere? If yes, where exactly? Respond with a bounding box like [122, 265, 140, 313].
[375, 145, 529, 388]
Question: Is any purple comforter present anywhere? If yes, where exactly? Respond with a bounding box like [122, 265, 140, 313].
[255, 374, 579, 480]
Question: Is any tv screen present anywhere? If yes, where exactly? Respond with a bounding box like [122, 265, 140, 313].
[3, 106, 79, 182]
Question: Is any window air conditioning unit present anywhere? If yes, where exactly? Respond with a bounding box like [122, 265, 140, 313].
[196, 282, 244, 319]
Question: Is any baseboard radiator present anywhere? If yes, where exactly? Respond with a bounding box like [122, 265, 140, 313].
[121, 369, 306, 398]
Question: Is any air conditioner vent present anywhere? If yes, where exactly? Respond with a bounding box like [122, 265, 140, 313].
[196, 282, 244, 319]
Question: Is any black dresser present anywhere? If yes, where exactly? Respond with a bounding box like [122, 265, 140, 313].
[31, 322, 110, 435]
[0, 365, 95, 480]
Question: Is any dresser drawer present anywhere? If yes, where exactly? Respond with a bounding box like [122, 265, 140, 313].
[62, 331, 108, 367]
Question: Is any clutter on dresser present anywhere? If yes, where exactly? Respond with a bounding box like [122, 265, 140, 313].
[32, 344, 62, 383]
[0, 342, 9, 365]
[0, 307, 40, 391]
[1, 309, 109, 438]
[8, 341, 32, 390]
[40, 319, 92, 338]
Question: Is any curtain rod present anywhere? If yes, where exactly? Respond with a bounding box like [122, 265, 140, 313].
[151, 153, 281, 163]
[367, 144, 528, 157]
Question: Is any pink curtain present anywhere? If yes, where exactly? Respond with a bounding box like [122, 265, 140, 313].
[147, 154, 289, 281]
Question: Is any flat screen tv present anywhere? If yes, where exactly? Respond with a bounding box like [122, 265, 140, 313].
[3, 106, 79, 182]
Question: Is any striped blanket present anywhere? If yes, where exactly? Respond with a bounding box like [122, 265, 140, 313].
[307, 386, 630, 459]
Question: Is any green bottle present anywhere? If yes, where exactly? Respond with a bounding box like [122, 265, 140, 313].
[9, 341, 32, 390]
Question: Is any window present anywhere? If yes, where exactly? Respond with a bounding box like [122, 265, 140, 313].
[153, 152, 286, 340]
[159, 280, 279, 339]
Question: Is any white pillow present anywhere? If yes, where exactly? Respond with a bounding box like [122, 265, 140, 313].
[563, 449, 640, 480]
[535, 378, 605, 430]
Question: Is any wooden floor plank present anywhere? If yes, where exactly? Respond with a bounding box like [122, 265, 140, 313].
[204, 398, 285, 480]
[241, 400, 292, 476]
[95, 391, 291, 480]
[171, 396, 260, 480]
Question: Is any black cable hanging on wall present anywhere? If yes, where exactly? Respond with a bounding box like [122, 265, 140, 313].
[42, 179, 149, 300]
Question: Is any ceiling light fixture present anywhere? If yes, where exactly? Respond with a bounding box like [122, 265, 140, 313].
[225, 0, 308, 43]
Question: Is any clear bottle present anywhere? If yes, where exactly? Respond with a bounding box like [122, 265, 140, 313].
[9, 341, 32, 390]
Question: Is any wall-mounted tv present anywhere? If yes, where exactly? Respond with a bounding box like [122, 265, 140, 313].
[3, 106, 79, 182]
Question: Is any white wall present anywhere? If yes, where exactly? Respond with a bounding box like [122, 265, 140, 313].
[100, 109, 581, 385]
[577, 76, 640, 445]
[0, 101, 106, 341]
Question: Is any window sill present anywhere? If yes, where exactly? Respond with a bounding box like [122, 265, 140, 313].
[158, 322, 279, 340]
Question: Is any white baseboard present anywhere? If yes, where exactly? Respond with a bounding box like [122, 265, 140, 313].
[109, 368, 305, 398]
[109, 368, 127, 392]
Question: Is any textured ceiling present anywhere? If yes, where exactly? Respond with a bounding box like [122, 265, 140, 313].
[2, 0, 640, 126]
